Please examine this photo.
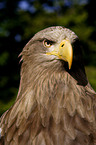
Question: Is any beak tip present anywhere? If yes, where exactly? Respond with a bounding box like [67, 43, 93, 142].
[68, 61, 72, 70]
[69, 66, 71, 70]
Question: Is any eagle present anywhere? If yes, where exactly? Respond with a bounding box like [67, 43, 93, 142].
[0, 26, 96, 145]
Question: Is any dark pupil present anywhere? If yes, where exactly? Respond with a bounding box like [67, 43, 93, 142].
[47, 41, 50, 45]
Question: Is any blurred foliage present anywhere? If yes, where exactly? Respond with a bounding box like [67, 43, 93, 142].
[0, 0, 96, 116]
[85, 66, 96, 90]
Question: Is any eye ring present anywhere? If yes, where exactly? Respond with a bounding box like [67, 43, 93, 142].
[43, 39, 52, 48]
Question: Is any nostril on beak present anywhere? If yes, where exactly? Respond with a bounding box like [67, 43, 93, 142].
[61, 44, 65, 47]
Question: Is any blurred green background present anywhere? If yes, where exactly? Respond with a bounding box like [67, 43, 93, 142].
[0, 0, 96, 116]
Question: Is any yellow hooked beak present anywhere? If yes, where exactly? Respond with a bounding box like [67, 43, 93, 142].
[46, 40, 73, 69]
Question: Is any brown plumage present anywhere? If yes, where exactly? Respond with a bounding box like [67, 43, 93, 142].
[0, 26, 96, 145]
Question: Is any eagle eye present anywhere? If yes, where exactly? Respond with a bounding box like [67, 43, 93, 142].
[43, 39, 53, 48]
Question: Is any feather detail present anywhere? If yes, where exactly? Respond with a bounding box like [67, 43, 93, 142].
[32, 131, 47, 145]
[65, 91, 76, 116]
[42, 130, 54, 145]
[19, 128, 30, 145]
[86, 109, 95, 123]
[75, 115, 91, 135]
[49, 118, 62, 135]
[24, 90, 36, 119]
[8, 99, 21, 122]
[77, 99, 86, 118]
[18, 108, 38, 136]
[10, 140, 16, 145]
[30, 115, 42, 140]
[4, 136, 10, 145]
[6, 123, 16, 142]
[18, 120, 30, 136]
[51, 99, 61, 124]
[62, 110, 76, 140]
[40, 107, 50, 127]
